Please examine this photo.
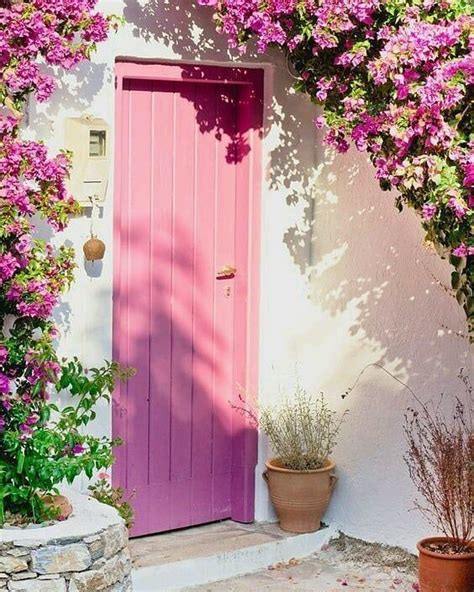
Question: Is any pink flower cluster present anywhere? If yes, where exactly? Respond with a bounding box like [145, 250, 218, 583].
[0, 1, 110, 102]
[0, 0, 111, 432]
[199, 0, 474, 334]
[0, 135, 77, 229]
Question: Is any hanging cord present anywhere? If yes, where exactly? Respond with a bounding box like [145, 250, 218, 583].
[89, 195, 98, 238]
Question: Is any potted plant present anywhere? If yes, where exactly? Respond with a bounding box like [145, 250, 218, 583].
[260, 386, 345, 533]
[404, 372, 473, 592]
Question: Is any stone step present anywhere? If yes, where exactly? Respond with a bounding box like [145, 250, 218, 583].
[131, 521, 337, 591]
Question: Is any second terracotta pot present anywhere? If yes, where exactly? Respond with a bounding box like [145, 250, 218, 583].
[264, 457, 337, 533]
[417, 537, 474, 592]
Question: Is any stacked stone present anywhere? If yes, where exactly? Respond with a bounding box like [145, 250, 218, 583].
[0, 523, 131, 592]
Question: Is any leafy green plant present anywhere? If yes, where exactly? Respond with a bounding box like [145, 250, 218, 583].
[0, 360, 134, 524]
[259, 386, 346, 471]
[88, 475, 134, 529]
[0, 0, 128, 526]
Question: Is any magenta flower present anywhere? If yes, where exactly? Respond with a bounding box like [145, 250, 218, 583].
[0, 373, 10, 394]
[72, 444, 85, 455]
[448, 197, 466, 220]
[452, 243, 474, 258]
[0, 345, 8, 364]
[422, 204, 437, 221]
[463, 163, 474, 188]
[0, 253, 20, 282]
[25, 414, 39, 426]
[15, 235, 32, 254]
[19, 423, 32, 438]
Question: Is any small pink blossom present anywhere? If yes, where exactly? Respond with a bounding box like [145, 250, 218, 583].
[422, 203, 437, 220]
[448, 197, 466, 220]
[0, 346, 8, 364]
[0, 373, 10, 394]
[452, 243, 474, 257]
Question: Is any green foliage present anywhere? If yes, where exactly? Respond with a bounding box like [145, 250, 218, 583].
[88, 478, 135, 529]
[0, 361, 134, 524]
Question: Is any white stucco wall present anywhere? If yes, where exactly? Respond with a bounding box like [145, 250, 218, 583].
[30, 0, 472, 552]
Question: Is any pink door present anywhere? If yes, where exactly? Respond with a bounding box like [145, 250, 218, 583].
[113, 62, 263, 537]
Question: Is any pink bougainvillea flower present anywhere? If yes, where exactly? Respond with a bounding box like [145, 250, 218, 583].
[197, 0, 474, 333]
[453, 243, 474, 258]
[448, 197, 466, 220]
[0, 373, 10, 394]
[0, 346, 8, 364]
[421, 203, 437, 221]
[72, 444, 85, 455]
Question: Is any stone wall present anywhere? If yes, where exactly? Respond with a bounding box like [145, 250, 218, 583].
[0, 491, 132, 592]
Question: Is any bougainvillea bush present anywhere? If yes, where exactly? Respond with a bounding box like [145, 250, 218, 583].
[198, 0, 474, 337]
[0, 0, 127, 523]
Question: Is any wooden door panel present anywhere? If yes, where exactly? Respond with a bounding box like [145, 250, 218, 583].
[113, 64, 262, 537]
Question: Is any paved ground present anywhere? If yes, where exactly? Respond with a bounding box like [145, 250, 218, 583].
[186, 535, 418, 592]
[130, 521, 312, 569]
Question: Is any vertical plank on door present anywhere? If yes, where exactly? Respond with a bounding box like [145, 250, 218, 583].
[212, 86, 237, 516]
[112, 77, 131, 488]
[232, 84, 257, 521]
[125, 79, 153, 493]
[147, 81, 176, 532]
[169, 82, 197, 528]
[190, 84, 218, 524]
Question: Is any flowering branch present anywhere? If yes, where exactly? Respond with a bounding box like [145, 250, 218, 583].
[0, 1, 121, 522]
[198, 0, 474, 338]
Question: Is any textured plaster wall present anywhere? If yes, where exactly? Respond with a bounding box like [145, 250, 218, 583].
[29, 0, 472, 552]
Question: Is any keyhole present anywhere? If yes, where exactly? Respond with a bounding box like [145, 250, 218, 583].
[225, 287, 231, 298]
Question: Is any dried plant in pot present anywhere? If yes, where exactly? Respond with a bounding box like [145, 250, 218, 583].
[404, 371, 473, 592]
[258, 387, 345, 533]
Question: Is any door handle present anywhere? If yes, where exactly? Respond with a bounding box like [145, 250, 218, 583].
[216, 265, 236, 279]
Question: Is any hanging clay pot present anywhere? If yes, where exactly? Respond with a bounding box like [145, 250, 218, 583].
[83, 236, 105, 262]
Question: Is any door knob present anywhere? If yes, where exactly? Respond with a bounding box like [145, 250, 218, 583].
[216, 265, 236, 279]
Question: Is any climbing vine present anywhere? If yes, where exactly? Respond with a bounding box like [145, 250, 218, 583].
[198, 0, 473, 337]
[0, 1, 127, 522]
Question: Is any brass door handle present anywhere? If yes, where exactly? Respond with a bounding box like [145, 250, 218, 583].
[216, 265, 236, 279]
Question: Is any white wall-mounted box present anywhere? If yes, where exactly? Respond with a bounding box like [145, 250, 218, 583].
[65, 117, 110, 206]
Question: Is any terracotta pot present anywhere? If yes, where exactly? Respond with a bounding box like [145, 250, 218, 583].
[264, 457, 337, 533]
[41, 494, 73, 521]
[83, 237, 105, 262]
[417, 537, 474, 592]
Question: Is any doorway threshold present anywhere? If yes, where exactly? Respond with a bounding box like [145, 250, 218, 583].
[131, 520, 337, 591]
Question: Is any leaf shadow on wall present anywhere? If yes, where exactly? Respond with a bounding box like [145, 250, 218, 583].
[284, 140, 471, 384]
[169, 64, 259, 165]
[26, 62, 108, 134]
[108, 217, 253, 536]
[122, 1, 311, 178]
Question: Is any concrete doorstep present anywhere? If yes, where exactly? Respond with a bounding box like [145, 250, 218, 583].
[130, 521, 338, 591]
